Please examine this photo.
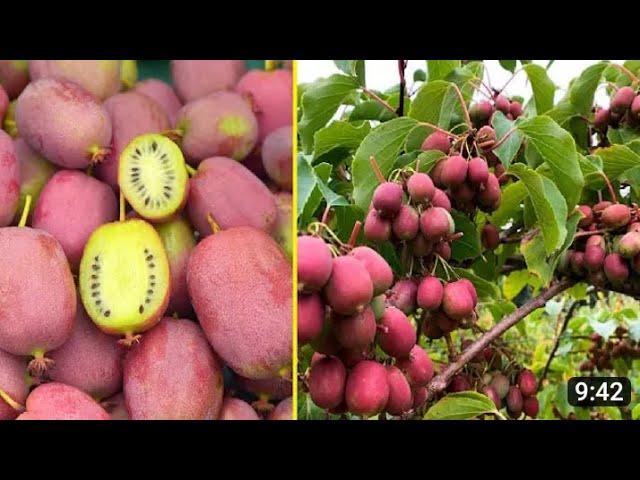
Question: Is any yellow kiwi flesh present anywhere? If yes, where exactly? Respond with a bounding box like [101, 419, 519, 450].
[118, 134, 188, 222]
[79, 219, 170, 337]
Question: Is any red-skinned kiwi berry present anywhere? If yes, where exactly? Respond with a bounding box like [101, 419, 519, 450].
[506, 386, 523, 418]
[298, 235, 333, 292]
[467, 156, 489, 185]
[478, 173, 501, 211]
[387, 279, 418, 315]
[617, 231, 640, 258]
[298, 293, 325, 345]
[442, 280, 475, 320]
[17, 382, 109, 420]
[410, 234, 432, 257]
[490, 373, 510, 399]
[482, 385, 501, 409]
[518, 369, 538, 397]
[0, 130, 20, 227]
[611, 86, 636, 114]
[477, 125, 497, 147]
[593, 108, 610, 130]
[407, 172, 435, 202]
[603, 253, 629, 283]
[333, 307, 376, 350]
[218, 397, 261, 420]
[364, 208, 392, 243]
[372, 181, 403, 218]
[435, 239, 452, 261]
[0, 349, 28, 420]
[523, 396, 539, 418]
[431, 188, 452, 211]
[324, 257, 373, 316]
[584, 245, 606, 271]
[494, 94, 510, 114]
[377, 306, 416, 358]
[392, 204, 420, 240]
[509, 101, 523, 119]
[577, 205, 594, 228]
[385, 365, 413, 416]
[420, 206, 455, 241]
[345, 360, 389, 417]
[421, 131, 451, 153]
[308, 356, 347, 410]
[268, 397, 292, 420]
[447, 373, 472, 392]
[481, 223, 500, 250]
[0, 61, 29, 100]
[171, 60, 247, 102]
[601, 203, 631, 228]
[349, 246, 393, 296]
[416, 276, 443, 311]
[440, 155, 468, 187]
[396, 345, 434, 387]
[469, 101, 493, 125]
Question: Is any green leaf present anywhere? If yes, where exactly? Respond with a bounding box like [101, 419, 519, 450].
[299, 163, 332, 227]
[446, 62, 484, 104]
[413, 69, 426, 82]
[490, 181, 527, 227]
[503, 270, 536, 300]
[633, 404, 640, 420]
[408, 80, 457, 128]
[413, 150, 447, 173]
[453, 268, 501, 300]
[523, 64, 556, 115]
[313, 121, 371, 160]
[349, 100, 396, 122]
[333, 204, 366, 243]
[299, 74, 360, 153]
[333, 60, 365, 85]
[607, 126, 640, 145]
[427, 60, 461, 82]
[499, 60, 517, 73]
[521, 233, 554, 285]
[424, 391, 498, 420]
[492, 111, 523, 168]
[507, 164, 567, 255]
[518, 115, 584, 210]
[595, 144, 640, 180]
[297, 155, 348, 217]
[546, 101, 580, 126]
[351, 117, 418, 211]
[450, 211, 481, 261]
[568, 62, 608, 114]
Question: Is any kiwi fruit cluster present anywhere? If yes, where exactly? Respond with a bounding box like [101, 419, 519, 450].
[592, 86, 640, 134]
[557, 201, 640, 290]
[0, 60, 293, 420]
[579, 328, 640, 373]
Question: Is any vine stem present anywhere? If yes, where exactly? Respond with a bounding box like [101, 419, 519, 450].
[499, 67, 523, 94]
[574, 228, 612, 238]
[488, 127, 517, 151]
[418, 121, 460, 140]
[451, 82, 473, 129]
[609, 62, 639, 86]
[417, 278, 575, 410]
[398, 60, 407, 116]
[539, 299, 587, 384]
[363, 88, 396, 115]
[347, 221, 362, 249]
[599, 172, 618, 203]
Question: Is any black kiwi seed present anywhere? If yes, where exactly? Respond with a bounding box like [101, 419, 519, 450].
[104, 310, 111, 317]
[152, 141, 158, 151]
[139, 305, 144, 314]
[146, 255, 153, 261]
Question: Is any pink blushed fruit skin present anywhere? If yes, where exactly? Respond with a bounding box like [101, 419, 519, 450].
[392, 204, 420, 240]
[17, 382, 110, 420]
[236, 375, 292, 402]
[0, 130, 19, 226]
[124, 318, 224, 420]
[102, 393, 129, 420]
[431, 188, 452, 211]
[412, 386, 427, 409]
[95, 91, 169, 190]
[236, 69, 293, 142]
[309, 356, 347, 409]
[378, 306, 416, 358]
[0, 61, 29, 99]
[48, 300, 123, 400]
[298, 293, 325, 345]
[345, 360, 389, 417]
[349, 246, 393, 296]
[16, 78, 112, 169]
[187, 227, 291, 379]
[156, 216, 197, 318]
[29, 60, 121, 101]
[0, 85, 7, 122]
[218, 397, 261, 420]
[611, 86, 636, 114]
[420, 206, 454, 241]
[261, 125, 292, 190]
[421, 131, 451, 153]
[0, 349, 28, 420]
[171, 60, 247, 102]
[604, 253, 629, 283]
[372, 182, 403, 218]
[32, 170, 117, 271]
[385, 365, 413, 415]
[0, 228, 76, 357]
[333, 306, 377, 350]
[417, 276, 443, 311]
[13, 138, 57, 223]
[442, 280, 475, 320]
[324, 256, 373, 315]
[467, 157, 489, 185]
[187, 156, 277, 236]
[364, 209, 391, 243]
[440, 155, 468, 187]
[176, 91, 258, 165]
[134, 79, 183, 125]
[517, 369, 538, 397]
[387, 278, 418, 315]
[268, 396, 292, 420]
[407, 172, 435, 202]
[298, 235, 333, 292]
[396, 345, 434, 387]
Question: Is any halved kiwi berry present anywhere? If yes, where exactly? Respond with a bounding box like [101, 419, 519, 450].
[79, 218, 170, 344]
[118, 133, 188, 222]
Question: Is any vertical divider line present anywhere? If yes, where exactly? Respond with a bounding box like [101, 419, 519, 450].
[291, 59, 299, 420]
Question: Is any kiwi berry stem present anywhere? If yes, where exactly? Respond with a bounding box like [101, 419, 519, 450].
[161, 129, 184, 142]
[88, 145, 110, 164]
[0, 389, 25, 413]
[369, 156, 386, 184]
[362, 88, 397, 115]
[347, 221, 362, 249]
[206, 213, 221, 234]
[18, 194, 32, 228]
[487, 127, 517, 151]
[450, 83, 473, 129]
[119, 191, 126, 222]
[185, 164, 197, 177]
[27, 349, 54, 378]
[118, 332, 142, 348]
[599, 172, 618, 203]
[609, 62, 639, 86]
